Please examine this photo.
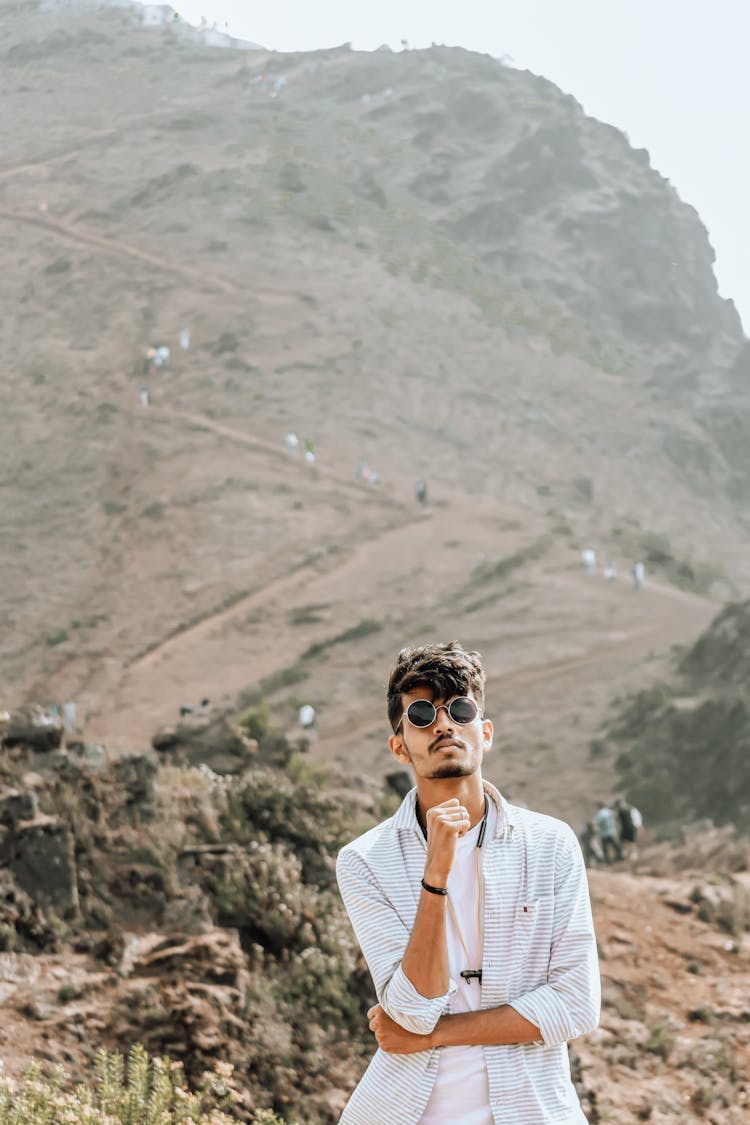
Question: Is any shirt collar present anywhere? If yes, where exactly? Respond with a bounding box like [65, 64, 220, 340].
[393, 779, 516, 840]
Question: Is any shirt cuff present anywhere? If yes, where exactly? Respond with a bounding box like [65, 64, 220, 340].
[509, 985, 586, 1048]
[380, 964, 456, 1035]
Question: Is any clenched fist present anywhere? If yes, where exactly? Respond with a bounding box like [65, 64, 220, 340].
[423, 797, 470, 886]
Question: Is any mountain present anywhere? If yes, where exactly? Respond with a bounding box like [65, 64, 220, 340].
[0, 0, 748, 826]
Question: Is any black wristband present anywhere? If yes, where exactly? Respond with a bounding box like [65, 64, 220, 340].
[421, 877, 448, 896]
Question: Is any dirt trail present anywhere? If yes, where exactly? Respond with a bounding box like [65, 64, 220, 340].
[0, 208, 238, 294]
[140, 406, 403, 505]
[87, 508, 426, 746]
[0, 207, 306, 311]
[89, 484, 717, 759]
[314, 560, 718, 802]
[0, 128, 117, 182]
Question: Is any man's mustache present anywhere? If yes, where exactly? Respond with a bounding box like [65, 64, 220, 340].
[428, 734, 466, 754]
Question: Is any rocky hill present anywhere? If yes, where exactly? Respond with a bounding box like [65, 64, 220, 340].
[0, 712, 748, 1123]
[607, 598, 750, 829]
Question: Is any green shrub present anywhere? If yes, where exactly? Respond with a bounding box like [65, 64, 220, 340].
[221, 768, 362, 855]
[45, 630, 69, 646]
[645, 1020, 675, 1060]
[0, 1045, 286, 1123]
[235, 702, 270, 742]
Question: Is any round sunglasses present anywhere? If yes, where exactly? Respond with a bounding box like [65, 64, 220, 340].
[395, 696, 480, 733]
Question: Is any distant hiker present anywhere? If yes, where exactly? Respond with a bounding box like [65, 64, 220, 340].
[580, 820, 604, 867]
[179, 327, 190, 350]
[632, 561, 645, 591]
[581, 548, 597, 575]
[62, 701, 77, 735]
[595, 801, 623, 863]
[304, 438, 316, 464]
[179, 698, 211, 719]
[139, 386, 150, 408]
[615, 798, 642, 858]
[415, 479, 429, 506]
[285, 431, 300, 455]
[297, 703, 317, 747]
[144, 346, 157, 374]
[356, 461, 371, 483]
[154, 345, 170, 368]
[604, 561, 616, 582]
[298, 704, 316, 729]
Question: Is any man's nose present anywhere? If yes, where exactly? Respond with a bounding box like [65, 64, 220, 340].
[432, 704, 454, 730]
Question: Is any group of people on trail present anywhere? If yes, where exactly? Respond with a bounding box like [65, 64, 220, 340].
[285, 432, 317, 463]
[355, 461, 382, 486]
[580, 798, 642, 866]
[139, 329, 190, 408]
[581, 549, 646, 591]
[284, 432, 431, 505]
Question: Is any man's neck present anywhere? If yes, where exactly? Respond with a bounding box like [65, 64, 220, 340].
[415, 774, 487, 829]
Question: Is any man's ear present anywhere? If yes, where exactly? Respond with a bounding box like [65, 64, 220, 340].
[482, 718, 494, 753]
[389, 733, 410, 765]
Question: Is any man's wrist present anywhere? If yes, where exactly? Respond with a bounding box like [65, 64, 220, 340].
[423, 865, 450, 887]
[421, 876, 448, 896]
[429, 1017, 446, 1048]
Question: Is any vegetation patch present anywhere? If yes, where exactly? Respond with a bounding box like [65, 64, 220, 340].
[302, 618, 383, 660]
[471, 535, 551, 586]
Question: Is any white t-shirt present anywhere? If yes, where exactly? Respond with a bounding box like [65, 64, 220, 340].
[419, 803, 497, 1125]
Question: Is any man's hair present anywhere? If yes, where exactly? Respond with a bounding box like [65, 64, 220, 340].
[387, 641, 486, 732]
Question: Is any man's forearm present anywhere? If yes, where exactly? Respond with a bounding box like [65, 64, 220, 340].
[431, 1004, 541, 1047]
[399, 885, 449, 998]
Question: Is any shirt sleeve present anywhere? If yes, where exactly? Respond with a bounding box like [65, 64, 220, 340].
[336, 844, 456, 1035]
[509, 832, 601, 1047]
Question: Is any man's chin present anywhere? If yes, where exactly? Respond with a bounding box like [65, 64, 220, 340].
[429, 764, 474, 779]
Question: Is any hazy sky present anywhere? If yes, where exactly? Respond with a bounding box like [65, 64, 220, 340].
[139, 1, 749, 332]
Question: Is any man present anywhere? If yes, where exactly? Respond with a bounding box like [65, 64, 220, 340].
[614, 797, 642, 859]
[595, 801, 623, 863]
[336, 642, 600, 1124]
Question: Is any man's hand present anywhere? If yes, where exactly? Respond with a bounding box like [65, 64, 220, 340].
[367, 1004, 433, 1054]
[423, 797, 470, 885]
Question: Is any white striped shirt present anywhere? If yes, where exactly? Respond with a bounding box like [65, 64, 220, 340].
[336, 782, 600, 1125]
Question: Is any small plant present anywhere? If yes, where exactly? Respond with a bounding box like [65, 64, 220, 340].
[45, 629, 69, 646]
[645, 1020, 675, 1060]
[235, 701, 270, 742]
[0, 1045, 286, 1123]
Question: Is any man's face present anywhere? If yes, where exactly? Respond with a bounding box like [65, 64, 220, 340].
[388, 687, 493, 781]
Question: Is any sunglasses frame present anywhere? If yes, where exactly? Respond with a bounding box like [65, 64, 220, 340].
[394, 695, 481, 734]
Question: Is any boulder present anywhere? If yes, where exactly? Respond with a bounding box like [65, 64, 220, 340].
[0, 816, 78, 917]
[152, 715, 255, 774]
[0, 790, 39, 827]
[2, 706, 64, 752]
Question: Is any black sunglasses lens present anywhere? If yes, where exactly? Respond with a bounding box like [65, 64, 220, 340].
[406, 700, 437, 727]
[448, 697, 479, 723]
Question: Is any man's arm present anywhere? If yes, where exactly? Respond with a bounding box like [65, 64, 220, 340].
[337, 799, 471, 1034]
[367, 829, 599, 1052]
[399, 798, 471, 999]
[368, 1002, 541, 1053]
[507, 832, 600, 1047]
